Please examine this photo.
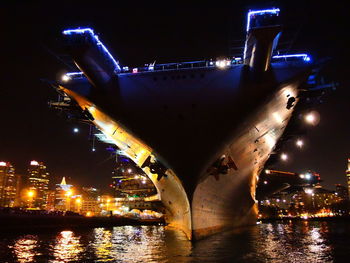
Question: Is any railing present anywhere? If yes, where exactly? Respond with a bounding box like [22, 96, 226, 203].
[120, 58, 243, 74]
[63, 28, 121, 73]
[61, 53, 311, 82]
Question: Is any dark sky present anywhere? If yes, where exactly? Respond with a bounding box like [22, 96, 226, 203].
[0, 1, 349, 190]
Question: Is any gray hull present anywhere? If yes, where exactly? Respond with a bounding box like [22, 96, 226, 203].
[61, 63, 310, 239]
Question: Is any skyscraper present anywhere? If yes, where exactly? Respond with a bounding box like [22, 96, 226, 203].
[54, 176, 73, 211]
[27, 160, 50, 209]
[0, 161, 18, 207]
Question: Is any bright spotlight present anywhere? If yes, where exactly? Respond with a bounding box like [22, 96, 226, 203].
[62, 75, 70, 82]
[305, 114, 315, 123]
[73, 128, 79, 133]
[280, 153, 288, 161]
[305, 188, 314, 195]
[305, 173, 312, 180]
[304, 111, 320, 126]
[296, 139, 304, 148]
[216, 59, 229, 69]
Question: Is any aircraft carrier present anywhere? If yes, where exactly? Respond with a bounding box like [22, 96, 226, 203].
[49, 8, 316, 239]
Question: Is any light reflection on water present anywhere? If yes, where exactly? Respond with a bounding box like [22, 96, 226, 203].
[1, 221, 349, 262]
[11, 235, 40, 263]
[90, 225, 192, 262]
[250, 221, 333, 263]
[50, 230, 85, 262]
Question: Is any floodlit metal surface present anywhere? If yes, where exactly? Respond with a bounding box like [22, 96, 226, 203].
[61, 88, 192, 239]
[191, 83, 299, 238]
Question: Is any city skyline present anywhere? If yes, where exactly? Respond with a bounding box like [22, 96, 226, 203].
[1, 1, 349, 190]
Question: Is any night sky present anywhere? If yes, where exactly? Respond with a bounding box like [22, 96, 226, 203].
[1, 1, 349, 190]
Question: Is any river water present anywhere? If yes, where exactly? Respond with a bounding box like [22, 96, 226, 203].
[1, 220, 349, 262]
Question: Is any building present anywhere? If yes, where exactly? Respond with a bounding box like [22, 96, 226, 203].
[111, 154, 156, 198]
[346, 158, 350, 198]
[0, 161, 18, 207]
[335, 184, 349, 201]
[257, 169, 321, 200]
[260, 191, 291, 210]
[115, 197, 163, 212]
[54, 177, 73, 211]
[302, 186, 340, 212]
[81, 187, 101, 216]
[46, 190, 56, 211]
[27, 160, 50, 209]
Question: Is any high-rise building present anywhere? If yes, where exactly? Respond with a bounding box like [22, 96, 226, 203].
[46, 190, 56, 211]
[54, 177, 73, 211]
[0, 161, 18, 207]
[27, 160, 50, 209]
[346, 158, 350, 199]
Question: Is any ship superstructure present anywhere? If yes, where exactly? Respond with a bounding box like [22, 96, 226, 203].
[49, 8, 315, 239]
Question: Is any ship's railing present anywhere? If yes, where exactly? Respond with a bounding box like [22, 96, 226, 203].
[120, 57, 243, 74]
[272, 54, 311, 63]
[246, 8, 280, 32]
[61, 57, 243, 81]
[63, 28, 121, 73]
[60, 53, 311, 82]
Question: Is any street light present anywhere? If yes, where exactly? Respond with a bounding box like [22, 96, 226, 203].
[28, 190, 35, 198]
[27, 190, 35, 208]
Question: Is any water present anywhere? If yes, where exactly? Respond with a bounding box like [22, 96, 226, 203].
[1, 220, 350, 262]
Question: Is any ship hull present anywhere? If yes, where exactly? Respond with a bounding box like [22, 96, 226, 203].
[191, 78, 300, 239]
[61, 63, 310, 239]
